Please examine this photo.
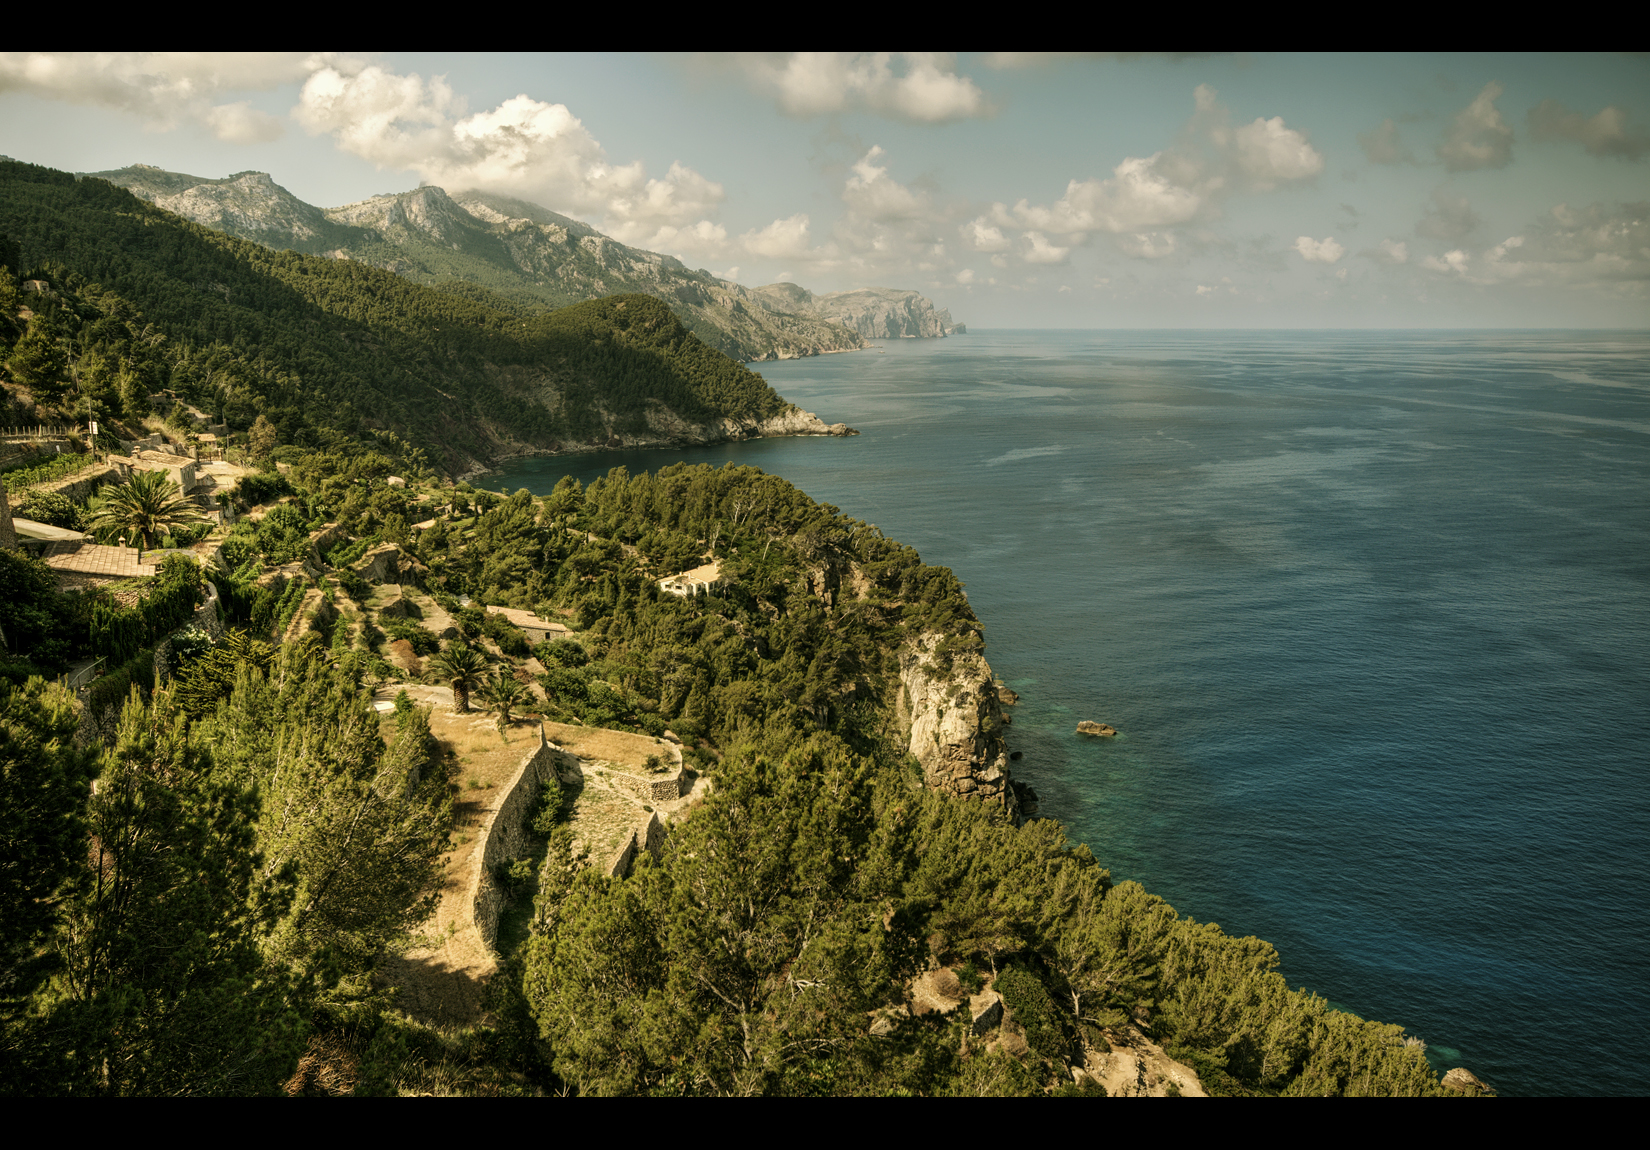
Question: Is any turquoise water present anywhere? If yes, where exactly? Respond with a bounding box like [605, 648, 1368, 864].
[487, 331, 1650, 1096]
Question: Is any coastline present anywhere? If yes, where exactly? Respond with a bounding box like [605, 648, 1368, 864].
[457, 406, 858, 485]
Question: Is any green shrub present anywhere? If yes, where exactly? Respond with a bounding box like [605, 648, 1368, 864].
[995, 966, 1068, 1063]
[15, 490, 84, 529]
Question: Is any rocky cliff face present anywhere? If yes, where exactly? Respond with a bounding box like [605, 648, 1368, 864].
[99, 167, 336, 248]
[751, 284, 966, 339]
[897, 632, 1021, 821]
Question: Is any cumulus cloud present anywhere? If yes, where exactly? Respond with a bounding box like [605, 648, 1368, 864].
[294, 62, 726, 250]
[1294, 236, 1345, 263]
[1437, 82, 1514, 172]
[1528, 99, 1650, 160]
[984, 84, 1319, 264]
[1234, 115, 1325, 188]
[729, 53, 988, 123]
[0, 51, 310, 140]
[1416, 188, 1480, 241]
[961, 216, 1011, 252]
[1021, 232, 1070, 264]
[989, 154, 1208, 244]
[1358, 118, 1416, 165]
[741, 214, 828, 262]
[841, 146, 928, 221]
[955, 268, 975, 284]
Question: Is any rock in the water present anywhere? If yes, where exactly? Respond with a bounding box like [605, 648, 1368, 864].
[1077, 720, 1117, 736]
[996, 684, 1020, 705]
[1441, 1067, 1496, 1096]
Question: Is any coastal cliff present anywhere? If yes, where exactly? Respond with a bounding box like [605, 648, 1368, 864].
[896, 630, 1021, 820]
[458, 400, 854, 480]
[751, 283, 966, 339]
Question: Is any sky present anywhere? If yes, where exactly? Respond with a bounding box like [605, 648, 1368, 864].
[2, 52, 1647, 328]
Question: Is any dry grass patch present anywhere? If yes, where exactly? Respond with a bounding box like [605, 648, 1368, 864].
[541, 720, 669, 771]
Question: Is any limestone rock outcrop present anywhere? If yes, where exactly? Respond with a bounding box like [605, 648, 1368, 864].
[1077, 720, 1117, 736]
[897, 631, 1021, 821]
[1441, 1067, 1496, 1095]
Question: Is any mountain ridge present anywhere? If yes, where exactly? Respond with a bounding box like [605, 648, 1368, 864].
[89, 165, 964, 363]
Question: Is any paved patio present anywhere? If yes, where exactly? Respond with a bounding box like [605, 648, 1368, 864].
[40, 540, 157, 578]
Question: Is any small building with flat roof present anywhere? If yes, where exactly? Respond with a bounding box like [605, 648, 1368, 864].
[658, 559, 726, 598]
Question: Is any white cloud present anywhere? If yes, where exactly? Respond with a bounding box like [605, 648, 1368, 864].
[739, 213, 843, 270]
[1021, 232, 1070, 264]
[1294, 235, 1345, 263]
[994, 153, 1207, 238]
[961, 217, 1010, 251]
[633, 218, 730, 257]
[842, 146, 928, 221]
[731, 52, 988, 123]
[1528, 100, 1650, 161]
[1234, 116, 1324, 189]
[955, 268, 975, 284]
[294, 63, 727, 250]
[1421, 249, 1470, 274]
[200, 100, 285, 144]
[1437, 82, 1513, 172]
[981, 85, 1319, 268]
[1196, 284, 1214, 295]
[0, 51, 313, 140]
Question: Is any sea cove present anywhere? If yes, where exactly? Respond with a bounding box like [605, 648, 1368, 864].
[487, 330, 1650, 1097]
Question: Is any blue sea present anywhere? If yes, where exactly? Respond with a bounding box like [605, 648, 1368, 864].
[488, 330, 1650, 1096]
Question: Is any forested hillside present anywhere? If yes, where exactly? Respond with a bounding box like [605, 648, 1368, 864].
[1, 434, 1456, 1095]
[0, 159, 796, 474]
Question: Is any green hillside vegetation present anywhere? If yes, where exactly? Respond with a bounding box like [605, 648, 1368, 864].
[1, 445, 1450, 1096]
[0, 159, 788, 472]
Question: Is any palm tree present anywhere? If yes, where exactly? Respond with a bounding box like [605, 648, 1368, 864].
[427, 642, 489, 714]
[86, 469, 204, 560]
[477, 672, 533, 740]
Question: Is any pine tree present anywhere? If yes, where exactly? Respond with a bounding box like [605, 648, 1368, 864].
[0, 678, 97, 1055]
[7, 318, 69, 408]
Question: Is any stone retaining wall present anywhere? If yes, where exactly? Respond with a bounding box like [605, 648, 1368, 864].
[471, 731, 566, 950]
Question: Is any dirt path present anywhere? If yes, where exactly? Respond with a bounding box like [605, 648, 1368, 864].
[375, 686, 542, 1029]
